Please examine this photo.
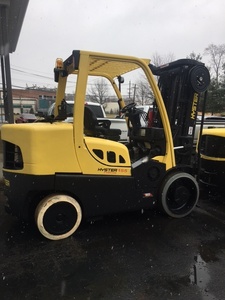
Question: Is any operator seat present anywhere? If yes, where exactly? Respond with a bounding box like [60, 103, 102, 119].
[84, 106, 121, 141]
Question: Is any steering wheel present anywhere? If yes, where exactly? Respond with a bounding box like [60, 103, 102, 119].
[121, 102, 136, 113]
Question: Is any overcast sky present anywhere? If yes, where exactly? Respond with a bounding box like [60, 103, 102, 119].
[7, 0, 225, 89]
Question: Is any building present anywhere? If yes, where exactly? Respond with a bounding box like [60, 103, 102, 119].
[0, 88, 56, 120]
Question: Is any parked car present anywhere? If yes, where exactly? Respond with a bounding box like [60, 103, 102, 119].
[15, 113, 37, 123]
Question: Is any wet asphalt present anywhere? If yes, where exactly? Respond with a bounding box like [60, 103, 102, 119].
[1, 184, 225, 300]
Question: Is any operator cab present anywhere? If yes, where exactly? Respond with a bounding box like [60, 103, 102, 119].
[121, 102, 166, 162]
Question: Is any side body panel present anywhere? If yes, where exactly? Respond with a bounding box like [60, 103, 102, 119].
[3, 159, 166, 220]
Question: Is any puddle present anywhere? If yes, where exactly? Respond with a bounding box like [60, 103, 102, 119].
[190, 254, 210, 289]
[190, 254, 218, 300]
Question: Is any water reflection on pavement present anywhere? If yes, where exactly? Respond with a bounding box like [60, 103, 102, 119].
[0, 190, 225, 300]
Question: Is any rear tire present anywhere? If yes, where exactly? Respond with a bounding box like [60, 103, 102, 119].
[35, 194, 82, 240]
[159, 172, 199, 218]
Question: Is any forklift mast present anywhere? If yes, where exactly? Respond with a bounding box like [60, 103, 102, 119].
[150, 59, 210, 165]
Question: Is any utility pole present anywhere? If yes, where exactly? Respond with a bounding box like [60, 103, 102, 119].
[1, 54, 14, 123]
[133, 84, 137, 102]
[128, 81, 131, 100]
[0, 4, 13, 123]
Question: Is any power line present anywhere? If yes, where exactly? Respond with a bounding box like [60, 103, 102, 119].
[11, 67, 53, 80]
[1, 64, 139, 92]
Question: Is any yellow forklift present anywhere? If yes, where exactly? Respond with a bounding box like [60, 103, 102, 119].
[1, 50, 210, 240]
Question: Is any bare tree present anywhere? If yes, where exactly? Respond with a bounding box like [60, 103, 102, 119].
[204, 43, 225, 86]
[222, 63, 225, 87]
[152, 52, 164, 67]
[151, 52, 175, 67]
[135, 76, 154, 105]
[186, 51, 202, 61]
[164, 52, 175, 64]
[87, 78, 109, 104]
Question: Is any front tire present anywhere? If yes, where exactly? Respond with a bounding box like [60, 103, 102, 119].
[159, 172, 199, 218]
[35, 194, 82, 240]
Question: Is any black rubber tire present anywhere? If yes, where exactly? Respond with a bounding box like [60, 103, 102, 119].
[35, 194, 82, 240]
[159, 172, 199, 218]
